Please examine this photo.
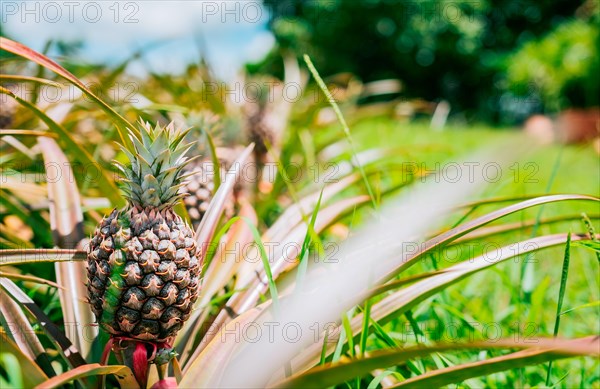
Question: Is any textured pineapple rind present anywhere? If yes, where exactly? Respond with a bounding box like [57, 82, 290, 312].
[181, 157, 236, 229]
[87, 206, 200, 342]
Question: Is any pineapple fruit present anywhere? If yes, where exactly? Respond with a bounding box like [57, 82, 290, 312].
[180, 147, 239, 230]
[86, 121, 200, 343]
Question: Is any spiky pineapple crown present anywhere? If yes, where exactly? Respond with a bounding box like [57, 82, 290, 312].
[115, 121, 195, 210]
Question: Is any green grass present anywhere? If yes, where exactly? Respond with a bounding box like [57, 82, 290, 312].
[305, 116, 599, 388]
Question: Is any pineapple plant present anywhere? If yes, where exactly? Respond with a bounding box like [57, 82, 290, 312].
[175, 111, 249, 229]
[242, 75, 294, 193]
[181, 146, 241, 229]
[86, 121, 200, 384]
[243, 76, 286, 162]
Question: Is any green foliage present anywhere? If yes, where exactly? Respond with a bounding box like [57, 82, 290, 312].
[506, 19, 600, 110]
[258, 0, 594, 121]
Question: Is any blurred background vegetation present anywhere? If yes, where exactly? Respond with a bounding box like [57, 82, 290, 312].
[250, 0, 599, 124]
[2, 0, 598, 127]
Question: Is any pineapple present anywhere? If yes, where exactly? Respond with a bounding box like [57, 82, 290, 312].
[180, 147, 238, 230]
[86, 121, 200, 343]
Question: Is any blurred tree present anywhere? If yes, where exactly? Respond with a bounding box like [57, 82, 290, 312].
[506, 17, 599, 111]
[252, 0, 593, 123]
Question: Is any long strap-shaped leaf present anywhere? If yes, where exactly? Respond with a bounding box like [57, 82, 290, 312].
[390, 336, 598, 388]
[0, 333, 48, 387]
[0, 74, 62, 86]
[190, 195, 369, 363]
[271, 337, 599, 389]
[39, 136, 98, 356]
[0, 249, 86, 266]
[176, 199, 258, 363]
[200, 158, 511, 387]
[0, 278, 87, 368]
[198, 199, 259, 309]
[230, 195, 369, 313]
[304, 55, 377, 209]
[39, 137, 85, 247]
[0, 129, 57, 137]
[34, 363, 138, 389]
[370, 214, 599, 297]
[0, 291, 55, 377]
[0, 37, 136, 139]
[265, 173, 359, 243]
[369, 233, 596, 327]
[377, 194, 598, 285]
[235, 194, 368, 291]
[195, 143, 254, 260]
[456, 193, 550, 209]
[0, 271, 64, 289]
[288, 232, 592, 375]
[449, 213, 600, 244]
[180, 303, 270, 383]
[0, 87, 123, 206]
